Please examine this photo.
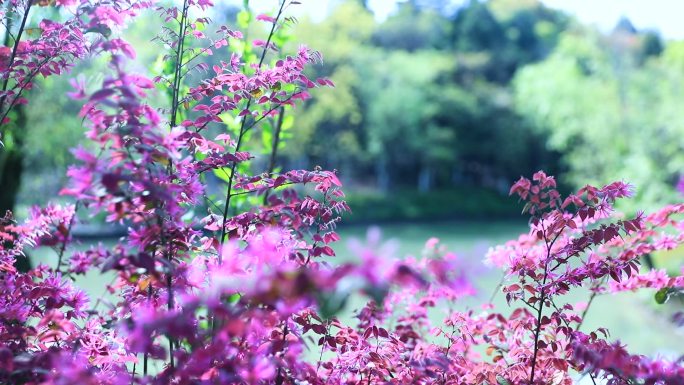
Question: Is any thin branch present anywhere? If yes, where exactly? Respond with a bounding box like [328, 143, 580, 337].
[0, 56, 53, 132]
[0, 0, 32, 108]
[56, 201, 81, 272]
[529, 224, 553, 384]
[230, 181, 297, 198]
[489, 272, 506, 304]
[577, 286, 600, 331]
[170, 1, 190, 129]
[144, 285, 152, 376]
[263, 106, 285, 205]
[217, 0, 288, 263]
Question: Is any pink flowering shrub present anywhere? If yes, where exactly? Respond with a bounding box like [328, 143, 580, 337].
[1, 1, 683, 384]
[0, 0, 154, 127]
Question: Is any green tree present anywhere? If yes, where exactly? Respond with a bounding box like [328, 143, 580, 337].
[514, 26, 683, 209]
[361, 50, 457, 191]
[372, 2, 451, 51]
[283, 1, 375, 177]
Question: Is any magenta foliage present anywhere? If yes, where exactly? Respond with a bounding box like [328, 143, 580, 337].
[1, 2, 684, 385]
[0, 0, 153, 128]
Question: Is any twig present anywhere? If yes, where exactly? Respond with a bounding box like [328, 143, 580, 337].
[263, 106, 285, 205]
[217, 0, 288, 263]
[0, 1, 33, 110]
[56, 201, 81, 272]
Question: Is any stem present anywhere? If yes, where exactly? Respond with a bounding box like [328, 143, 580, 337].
[143, 353, 148, 377]
[56, 201, 80, 272]
[548, 297, 598, 385]
[170, 1, 190, 129]
[262, 106, 285, 205]
[488, 272, 506, 304]
[577, 288, 599, 331]
[144, 284, 152, 377]
[0, 0, 32, 111]
[156, 175, 175, 372]
[529, 298, 545, 384]
[526, 215, 570, 384]
[162, 1, 190, 370]
[274, 323, 289, 385]
[304, 193, 327, 266]
[217, 0, 287, 263]
[163, 266, 177, 361]
[167, 271, 175, 369]
[529, 226, 553, 384]
[315, 320, 330, 376]
[229, 181, 297, 198]
[0, 56, 51, 130]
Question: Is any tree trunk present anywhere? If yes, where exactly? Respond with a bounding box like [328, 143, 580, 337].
[0, 105, 31, 272]
[376, 158, 390, 193]
[0, 146, 24, 215]
[418, 164, 433, 193]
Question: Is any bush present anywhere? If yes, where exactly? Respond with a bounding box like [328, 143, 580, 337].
[0, 2, 683, 385]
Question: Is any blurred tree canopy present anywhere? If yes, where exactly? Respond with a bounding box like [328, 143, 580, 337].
[10, 0, 683, 219]
[514, 21, 683, 210]
[288, 0, 564, 194]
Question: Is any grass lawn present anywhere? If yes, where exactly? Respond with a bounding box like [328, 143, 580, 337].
[30, 220, 683, 358]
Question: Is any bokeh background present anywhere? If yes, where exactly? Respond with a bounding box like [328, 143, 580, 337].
[9, 0, 684, 216]
[4, 0, 684, 360]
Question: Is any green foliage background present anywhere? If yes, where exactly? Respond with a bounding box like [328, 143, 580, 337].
[12, 0, 684, 220]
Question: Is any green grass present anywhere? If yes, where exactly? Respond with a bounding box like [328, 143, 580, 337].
[336, 219, 525, 254]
